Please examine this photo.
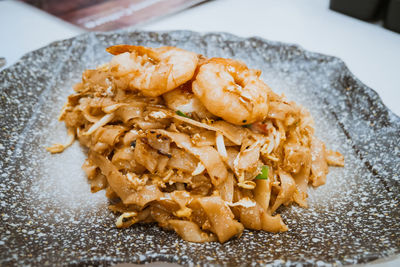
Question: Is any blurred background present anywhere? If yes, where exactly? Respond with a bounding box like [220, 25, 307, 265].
[18, 0, 400, 32]
[1, 0, 399, 116]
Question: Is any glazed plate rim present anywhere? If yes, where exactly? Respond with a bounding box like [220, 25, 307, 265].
[1, 30, 399, 266]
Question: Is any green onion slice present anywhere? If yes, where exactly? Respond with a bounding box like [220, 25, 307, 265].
[256, 165, 269, 180]
[176, 110, 190, 118]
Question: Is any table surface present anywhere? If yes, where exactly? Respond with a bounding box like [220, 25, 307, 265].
[0, 0, 399, 266]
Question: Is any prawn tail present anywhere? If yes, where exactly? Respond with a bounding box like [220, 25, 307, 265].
[106, 45, 156, 57]
[106, 45, 138, 55]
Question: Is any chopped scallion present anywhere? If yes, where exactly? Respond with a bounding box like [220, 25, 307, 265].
[242, 124, 252, 128]
[176, 110, 190, 118]
[256, 165, 269, 180]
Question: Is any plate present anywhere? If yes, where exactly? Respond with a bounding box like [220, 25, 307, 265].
[0, 30, 399, 266]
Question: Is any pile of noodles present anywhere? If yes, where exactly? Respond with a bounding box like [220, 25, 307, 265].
[49, 46, 344, 243]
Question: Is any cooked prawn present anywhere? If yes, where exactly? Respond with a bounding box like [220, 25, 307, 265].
[107, 45, 198, 97]
[192, 58, 270, 125]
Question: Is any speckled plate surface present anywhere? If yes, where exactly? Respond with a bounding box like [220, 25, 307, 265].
[0, 30, 399, 266]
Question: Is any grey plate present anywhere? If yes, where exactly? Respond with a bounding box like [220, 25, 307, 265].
[0, 30, 399, 266]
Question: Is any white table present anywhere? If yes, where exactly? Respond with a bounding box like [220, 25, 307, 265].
[0, 0, 399, 266]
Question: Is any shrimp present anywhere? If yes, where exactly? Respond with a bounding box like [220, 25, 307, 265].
[192, 58, 271, 125]
[107, 45, 198, 97]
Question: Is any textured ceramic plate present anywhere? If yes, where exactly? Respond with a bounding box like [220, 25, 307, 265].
[0, 31, 399, 266]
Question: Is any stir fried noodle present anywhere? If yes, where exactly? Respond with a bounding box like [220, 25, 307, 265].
[49, 45, 344, 243]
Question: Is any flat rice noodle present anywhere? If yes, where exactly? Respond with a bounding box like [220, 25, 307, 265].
[111, 147, 135, 170]
[105, 186, 118, 199]
[90, 173, 107, 193]
[172, 114, 245, 145]
[111, 147, 147, 174]
[88, 97, 116, 109]
[133, 138, 160, 173]
[76, 128, 91, 147]
[196, 196, 244, 243]
[261, 212, 288, 232]
[192, 130, 215, 146]
[167, 171, 192, 184]
[310, 137, 328, 187]
[108, 202, 137, 214]
[145, 133, 171, 155]
[224, 139, 237, 147]
[91, 142, 109, 154]
[217, 172, 234, 202]
[271, 170, 296, 213]
[66, 93, 81, 106]
[93, 125, 126, 146]
[127, 185, 163, 207]
[254, 178, 272, 212]
[169, 191, 193, 218]
[187, 199, 209, 229]
[157, 156, 169, 174]
[115, 105, 143, 123]
[121, 130, 139, 146]
[172, 114, 219, 131]
[73, 81, 84, 93]
[170, 191, 192, 209]
[299, 105, 315, 130]
[157, 194, 180, 212]
[150, 204, 176, 229]
[135, 208, 152, 224]
[168, 220, 217, 242]
[189, 175, 212, 196]
[235, 139, 262, 171]
[326, 149, 344, 167]
[226, 147, 239, 171]
[80, 107, 103, 124]
[292, 152, 311, 208]
[89, 151, 162, 206]
[238, 203, 262, 230]
[134, 119, 166, 130]
[157, 130, 227, 186]
[292, 174, 309, 208]
[212, 121, 246, 145]
[275, 120, 286, 144]
[75, 97, 89, 110]
[167, 147, 198, 173]
[82, 159, 97, 179]
[283, 143, 309, 174]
